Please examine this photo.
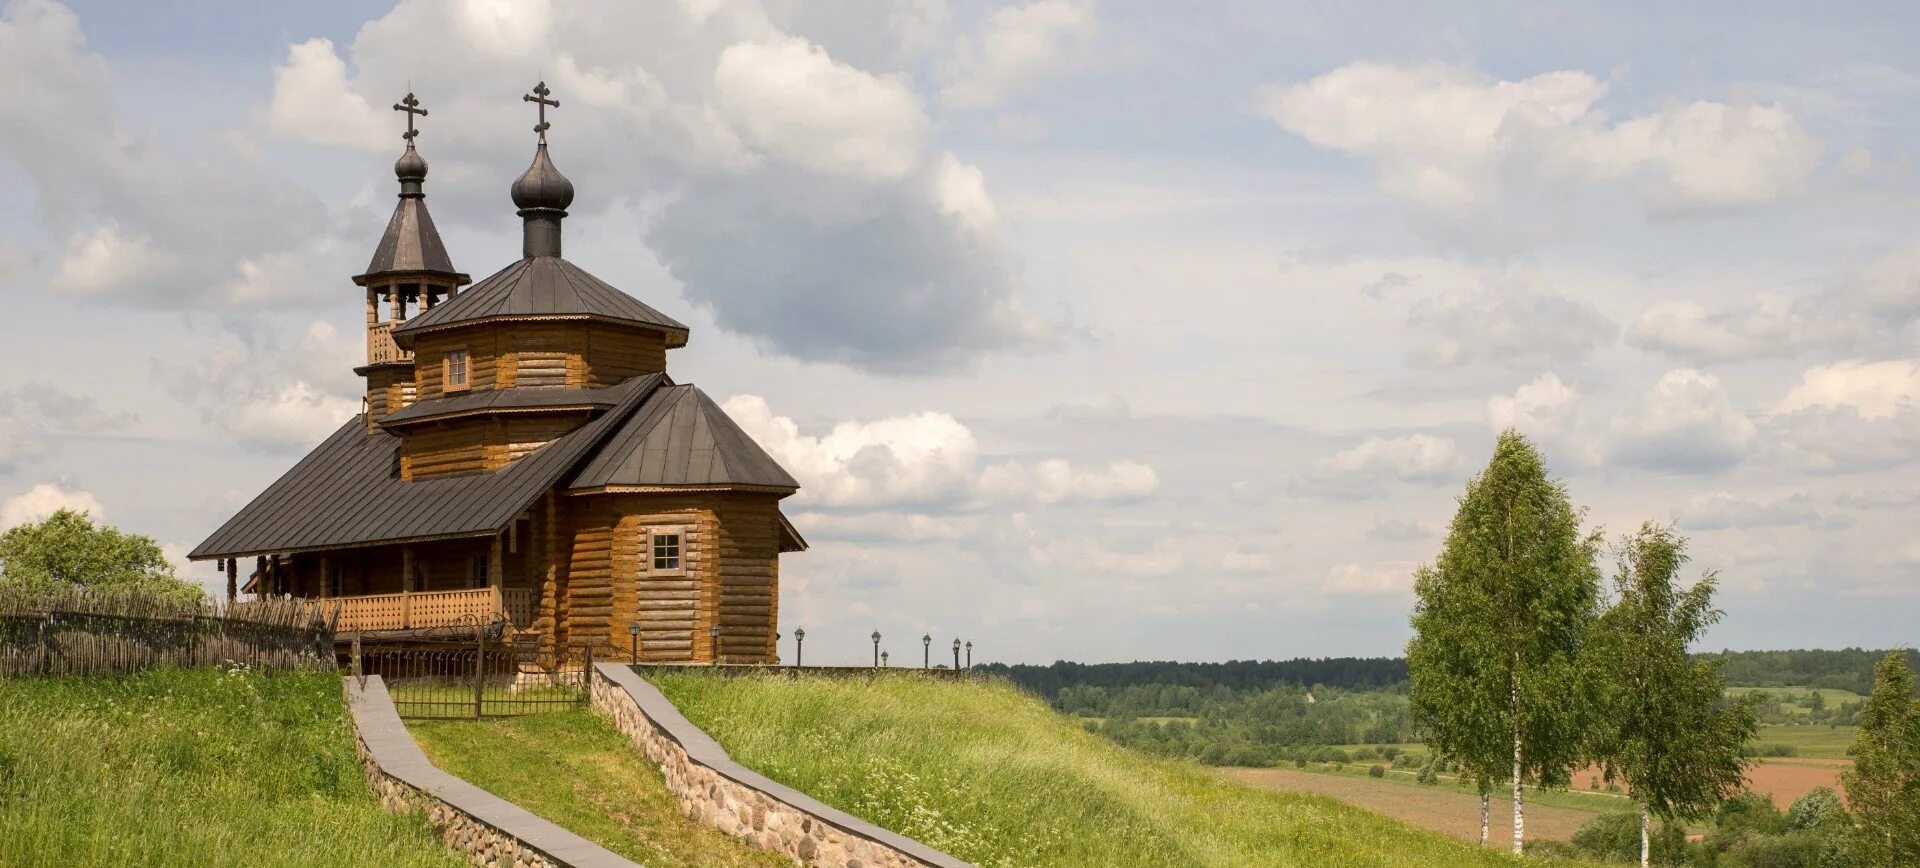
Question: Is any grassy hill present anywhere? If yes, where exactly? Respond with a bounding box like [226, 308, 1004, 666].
[0, 668, 457, 867]
[649, 671, 1576, 867]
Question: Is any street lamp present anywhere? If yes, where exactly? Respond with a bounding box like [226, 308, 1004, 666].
[793, 627, 805, 668]
[710, 625, 721, 666]
[881, 650, 889, 667]
[965, 641, 972, 670]
[871, 631, 881, 667]
[628, 620, 640, 663]
[922, 634, 931, 669]
[952, 637, 961, 671]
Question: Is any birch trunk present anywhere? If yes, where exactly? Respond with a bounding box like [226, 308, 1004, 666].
[1511, 723, 1525, 855]
[1639, 805, 1650, 868]
[1479, 793, 1489, 847]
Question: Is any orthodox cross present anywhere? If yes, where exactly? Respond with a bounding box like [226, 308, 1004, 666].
[393, 92, 427, 143]
[523, 81, 559, 142]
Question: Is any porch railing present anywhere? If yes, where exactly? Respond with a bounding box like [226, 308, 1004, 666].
[314, 587, 532, 634]
[367, 321, 410, 365]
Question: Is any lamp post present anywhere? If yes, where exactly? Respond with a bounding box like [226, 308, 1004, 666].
[628, 620, 640, 663]
[793, 627, 805, 668]
[871, 631, 881, 667]
[881, 650, 889, 667]
[710, 625, 721, 666]
[952, 637, 961, 671]
[965, 641, 972, 670]
[922, 634, 931, 669]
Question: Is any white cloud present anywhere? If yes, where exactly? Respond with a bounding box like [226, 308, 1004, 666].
[1, 482, 104, 529]
[714, 35, 929, 180]
[48, 225, 177, 296]
[1406, 279, 1615, 368]
[1297, 433, 1464, 499]
[228, 382, 358, 449]
[1777, 359, 1920, 420]
[1675, 491, 1819, 531]
[1487, 373, 1603, 469]
[1367, 518, 1432, 542]
[1610, 369, 1755, 474]
[941, 0, 1096, 110]
[1323, 561, 1415, 596]
[1626, 295, 1799, 363]
[723, 394, 1157, 509]
[265, 38, 385, 150]
[791, 512, 970, 544]
[1261, 61, 1819, 218]
[931, 152, 999, 233]
[978, 458, 1157, 504]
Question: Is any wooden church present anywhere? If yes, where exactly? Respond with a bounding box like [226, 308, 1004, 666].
[190, 87, 805, 664]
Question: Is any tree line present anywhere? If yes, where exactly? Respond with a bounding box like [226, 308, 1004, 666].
[1410, 430, 1919, 866]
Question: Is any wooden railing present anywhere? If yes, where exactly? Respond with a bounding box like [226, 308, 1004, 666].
[313, 587, 532, 634]
[367, 322, 411, 365]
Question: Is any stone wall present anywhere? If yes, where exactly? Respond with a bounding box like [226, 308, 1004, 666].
[589, 663, 972, 868]
[344, 676, 637, 868]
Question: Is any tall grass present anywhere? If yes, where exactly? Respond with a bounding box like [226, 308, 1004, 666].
[650, 671, 1577, 868]
[0, 667, 458, 867]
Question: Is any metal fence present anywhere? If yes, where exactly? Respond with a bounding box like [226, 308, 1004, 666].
[0, 591, 335, 678]
[354, 632, 603, 719]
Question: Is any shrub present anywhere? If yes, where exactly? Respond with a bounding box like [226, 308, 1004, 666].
[1379, 746, 1400, 761]
[1368, 764, 1386, 778]
[1569, 811, 1687, 865]
[1787, 787, 1845, 830]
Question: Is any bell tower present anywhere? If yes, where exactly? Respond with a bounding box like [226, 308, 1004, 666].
[353, 93, 470, 429]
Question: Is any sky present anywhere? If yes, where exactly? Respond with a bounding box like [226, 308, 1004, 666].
[0, 0, 1916, 665]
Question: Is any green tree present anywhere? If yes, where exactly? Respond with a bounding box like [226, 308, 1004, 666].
[1589, 523, 1756, 867]
[1408, 430, 1601, 854]
[1841, 651, 1920, 866]
[0, 509, 202, 604]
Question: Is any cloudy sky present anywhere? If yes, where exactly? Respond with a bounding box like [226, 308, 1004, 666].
[1, 0, 1916, 664]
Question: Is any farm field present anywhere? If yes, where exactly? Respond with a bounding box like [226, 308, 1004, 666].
[409, 710, 786, 867]
[1220, 767, 1605, 848]
[1752, 723, 1857, 759]
[650, 671, 1588, 867]
[0, 668, 458, 868]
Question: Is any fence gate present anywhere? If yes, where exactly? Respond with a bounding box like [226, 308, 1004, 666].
[354, 633, 599, 719]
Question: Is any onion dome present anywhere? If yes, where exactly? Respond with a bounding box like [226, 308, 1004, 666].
[510, 143, 574, 212]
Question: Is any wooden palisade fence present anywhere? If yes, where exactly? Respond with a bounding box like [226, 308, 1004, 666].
[0, 587, 335, 678]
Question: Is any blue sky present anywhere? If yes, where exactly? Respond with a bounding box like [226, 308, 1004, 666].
[1, 0, 1917, 664]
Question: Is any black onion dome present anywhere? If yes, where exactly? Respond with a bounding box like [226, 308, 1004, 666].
[510, 143, 574, 212]
[394, 146, 428, 182]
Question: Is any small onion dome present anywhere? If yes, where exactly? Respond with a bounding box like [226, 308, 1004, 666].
[510, 143, 574, 212]
[394, 146, 429, 182]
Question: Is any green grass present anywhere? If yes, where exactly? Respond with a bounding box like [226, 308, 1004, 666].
[1290, 760, 1633, 814]
[409, 710, 787, 867]
[0, 667, 458, 867]
[1752, 723, 1858, 759]
[650, 671, 1582, 867]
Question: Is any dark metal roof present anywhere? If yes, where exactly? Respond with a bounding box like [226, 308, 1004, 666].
[377, 383, 635, 429]
[189, 374, 664, 561]
[569, 384, 799, 491]
[354, 145, 469, 286]
[392, 256, 688, 346]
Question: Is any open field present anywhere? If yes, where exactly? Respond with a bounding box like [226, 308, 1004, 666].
[651, 671, 1589, 867]
[0, 668, 458, 867]
[410, 710, 786, 867]
[1220, 767, 1605, 847]
[1752, 723, 1858, 759]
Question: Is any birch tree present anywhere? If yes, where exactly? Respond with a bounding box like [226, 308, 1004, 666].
[1842, 651, 1920, 867]
[1408, 430, 1600, 855]
[1589, 524, 1755, 868]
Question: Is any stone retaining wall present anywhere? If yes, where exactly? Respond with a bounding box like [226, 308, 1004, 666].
[590, 663, 973, 868]
[343, 676, 637, 868]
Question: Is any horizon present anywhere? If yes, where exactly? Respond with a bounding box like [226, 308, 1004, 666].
[1, 0, 1918, 664]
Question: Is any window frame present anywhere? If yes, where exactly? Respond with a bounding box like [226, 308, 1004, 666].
[443, 348, 471, 392]
[468, 554, 490, 589]
[648, 528, 686, 576]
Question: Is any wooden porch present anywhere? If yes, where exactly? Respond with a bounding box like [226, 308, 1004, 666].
[309, 586, 532, 636]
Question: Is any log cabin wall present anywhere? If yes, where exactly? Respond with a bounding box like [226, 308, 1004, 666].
[411, 321, 668, 397]
[412, 329, 503, 399]
[564, 491, 783, 664]
[398, 412, 592, 479]
[363, 366, 414, 432]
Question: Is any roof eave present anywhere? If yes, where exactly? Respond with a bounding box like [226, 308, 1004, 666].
[391, 313, 689, 348]
[352, 268, 474, 287]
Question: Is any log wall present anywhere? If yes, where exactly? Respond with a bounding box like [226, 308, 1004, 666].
[563, 492, 783, 664]
[409, 321, 667, 399]
[398, 412, 591, 480]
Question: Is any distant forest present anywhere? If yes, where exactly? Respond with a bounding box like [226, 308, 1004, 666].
[974, 649, 1916, 767]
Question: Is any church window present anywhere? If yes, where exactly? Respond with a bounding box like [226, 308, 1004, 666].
[650, 531, 683, 575]
[445, 349, 470, 390]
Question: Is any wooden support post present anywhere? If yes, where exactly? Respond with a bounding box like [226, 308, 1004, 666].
[225, 558, 237, 603]
[255, 556, 268, 601]
[489, 533, 504, 589]
[400, 546, 415, 628]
